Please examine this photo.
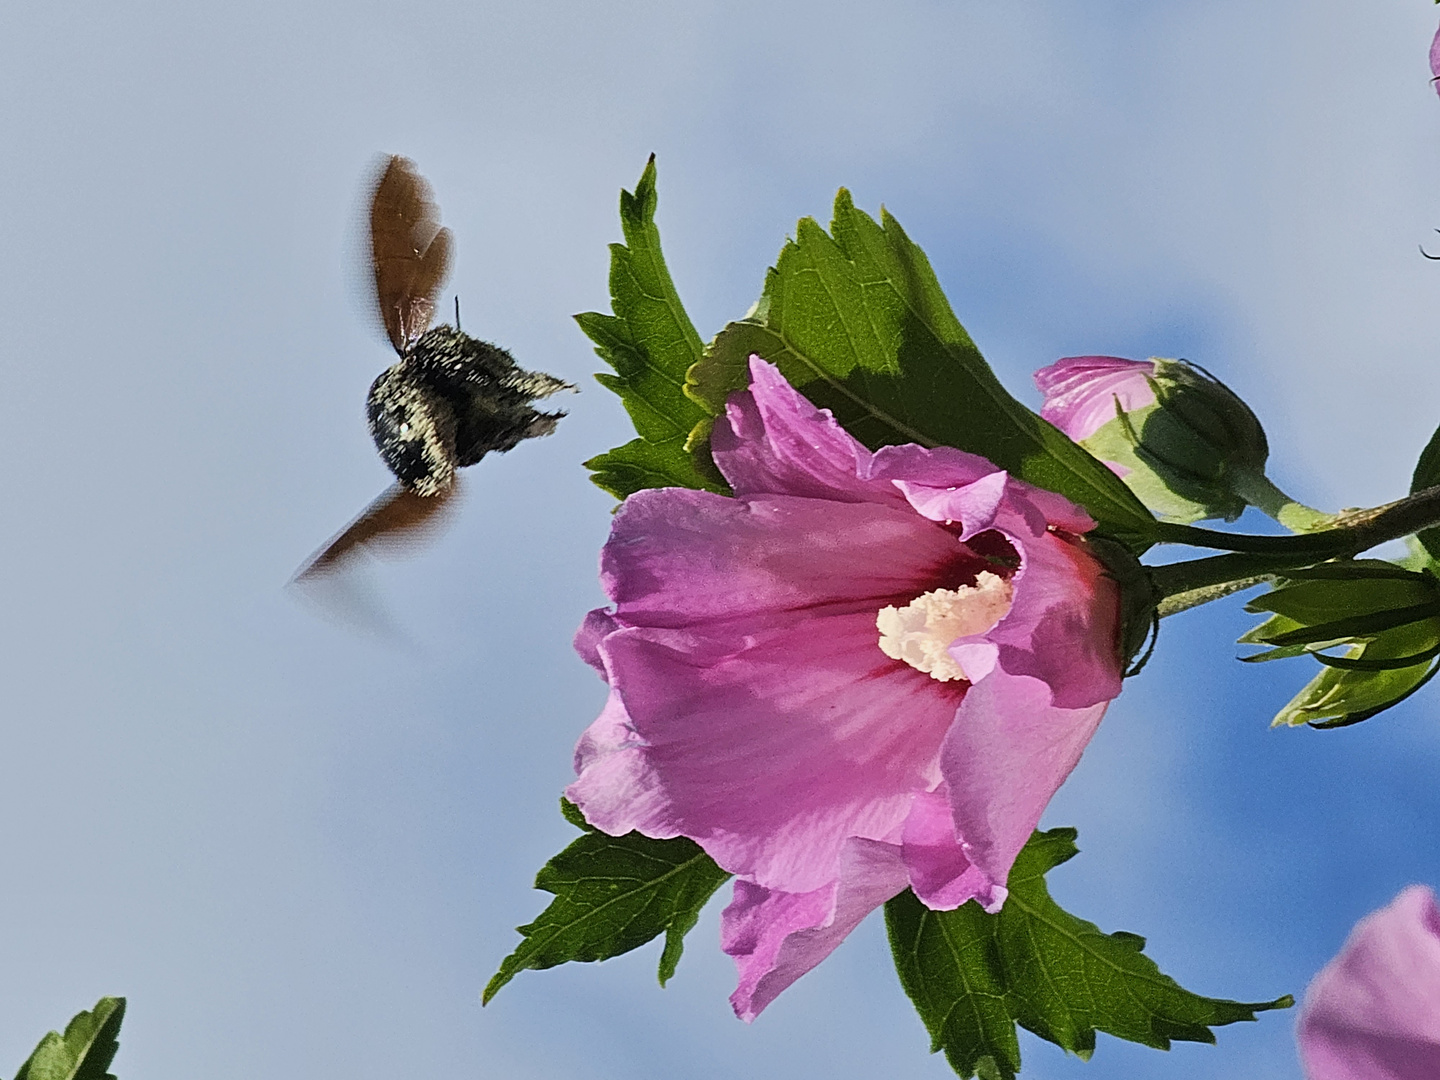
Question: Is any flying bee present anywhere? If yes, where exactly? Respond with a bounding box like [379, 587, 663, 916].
[294, 155, 571, 582]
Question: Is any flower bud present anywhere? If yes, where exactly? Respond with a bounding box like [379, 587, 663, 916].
[1034, 355, 1269, 524]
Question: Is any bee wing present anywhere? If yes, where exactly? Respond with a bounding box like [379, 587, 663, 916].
[370, 155, 454, 354]
[291, 481, 460, 583]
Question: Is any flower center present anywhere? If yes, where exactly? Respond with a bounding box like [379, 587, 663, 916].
[876, 571, 1014, 682]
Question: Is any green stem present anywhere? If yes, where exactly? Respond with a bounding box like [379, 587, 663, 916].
[1156, 576, 1269, 619]
[1227, 467, 1331, 533]
[1150, 483, 1440, 599]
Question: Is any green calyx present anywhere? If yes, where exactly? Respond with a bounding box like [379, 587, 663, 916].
[1080, 359, 1268, 524]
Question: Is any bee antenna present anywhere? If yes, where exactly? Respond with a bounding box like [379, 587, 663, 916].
[454, 295, 461, 330]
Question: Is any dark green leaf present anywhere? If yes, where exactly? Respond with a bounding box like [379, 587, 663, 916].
[1250, 600, 1440, 649]
[578, 157, 725, 498]
[1411, 423, 1440, 560]
[485, 805, 731, 1001]
[13, 998, 125, 1080]
[1311, 641, 1440, 671]
[1244, 572, 1434, 625]
[686, 192, 1157, 548]
[885, 829, 1288, 1080]
[1279, 559, 1433, 582]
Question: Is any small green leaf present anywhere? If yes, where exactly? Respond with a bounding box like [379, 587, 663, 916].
[485, 806, 731, 1001]
[1244, 568, 1434, 625]
[13, 998, 125, 1080]
[686, 191, 1157, 549]
[885, 830, 1288, 1080]
[1273, 618, 1440, 728]
[1411, 423, 1440, 560]
[1250, 601, 1440, 649]
[578, 157, 726, 498]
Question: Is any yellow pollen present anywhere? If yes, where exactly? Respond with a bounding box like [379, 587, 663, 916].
[876, 571, 1014, 682]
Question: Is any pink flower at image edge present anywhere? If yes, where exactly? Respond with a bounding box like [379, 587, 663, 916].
[569, 357, 1123, 1020]
[1431, 23, 1440, 95]
[1034, 355, 1158, 443]
[1298, 885, 1440, 1079]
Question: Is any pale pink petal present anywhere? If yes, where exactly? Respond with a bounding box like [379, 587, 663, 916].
[601, 488, 975, 630]
[596, 612, 960, 892]
[722, 837, 910, 1021]
[574, 608, 620, 675]
[710, 357, 900, 506]
[901, 787, 994, 910]
[1298, 886, 1440, 1080]
[949, 641, 1000, 684]
[872, 443, 1095, 535]
[894, 471, 1012, 540]
[566, 687, 677, 839]
[938, 671, 1108, 910]
[868, 440, 1004, 490]
[1034, 355, 1158, 442]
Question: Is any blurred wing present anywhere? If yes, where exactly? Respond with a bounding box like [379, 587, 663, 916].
[291, 481, 461, 583]
[370, 156, 453, 353]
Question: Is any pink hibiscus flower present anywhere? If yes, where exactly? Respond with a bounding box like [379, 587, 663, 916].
[1431, 23, 1440, 96]
[569, 357, 1123, 1020]
[1298, 886, 1440, 1079]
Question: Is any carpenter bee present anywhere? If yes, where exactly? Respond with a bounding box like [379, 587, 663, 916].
[294, 156, 570, 582]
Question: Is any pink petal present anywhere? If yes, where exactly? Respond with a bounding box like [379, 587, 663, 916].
[710, 357, 902, 506]
[938, 671, 1108, 910]
[901, 786, 994, 910]
[596, 611, 960, 892]
[981, 528, 1121, 711]
[566, 687, 678, 839]
[574, 608, 620, 675]
[722, 837, 911, 1021]
[871, 443, 1095, 536]
[1431, 24, 1440, 90]
[1298, 886, 1440, 1080]
[894, 471, 1013, 540]
[1033, 355, 1158, 443]
[601, 488, 974, 630]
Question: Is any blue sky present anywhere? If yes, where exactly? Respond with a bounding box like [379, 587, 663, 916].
[1, 2, 1438, 1078]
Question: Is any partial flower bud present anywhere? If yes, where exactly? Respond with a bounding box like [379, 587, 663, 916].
[1431, 21, 1440, 96]
[1034, 355, 1269, 524]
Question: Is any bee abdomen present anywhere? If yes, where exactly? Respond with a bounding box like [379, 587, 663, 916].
[366, 363, 458, 496]
[409, 326, 571, 469]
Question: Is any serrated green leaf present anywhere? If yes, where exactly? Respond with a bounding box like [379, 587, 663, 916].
[485, 809, 731, 1002]
[582, 436, 716, 500]
[885, 830, 1288, 1079]
[578, 157, 726, 498]
[13, 998, 124, 1080]
[686, 191, 1157, 549]
[559, 796, 595, 832]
